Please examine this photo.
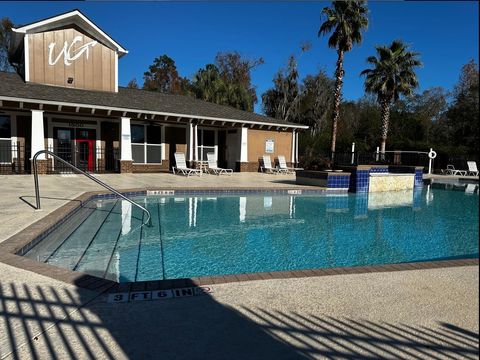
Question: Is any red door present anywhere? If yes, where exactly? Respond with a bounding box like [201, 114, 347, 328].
[75, 129, 96, 171]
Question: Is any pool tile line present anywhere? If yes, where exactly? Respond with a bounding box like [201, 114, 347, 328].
[103, 258, 479, 294]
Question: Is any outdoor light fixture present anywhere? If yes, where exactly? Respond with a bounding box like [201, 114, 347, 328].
[67, 77, 74, 84]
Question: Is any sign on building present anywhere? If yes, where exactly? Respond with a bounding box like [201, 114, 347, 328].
[265, 139, 274, 153]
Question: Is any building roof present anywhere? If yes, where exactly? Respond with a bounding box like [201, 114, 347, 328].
[0, 72, 308, 129]
[11, 9, 128, 57]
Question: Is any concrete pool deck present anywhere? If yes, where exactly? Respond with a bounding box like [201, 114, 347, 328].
[0, 173, 478, 359]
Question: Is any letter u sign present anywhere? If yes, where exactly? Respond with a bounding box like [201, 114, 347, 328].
[48, 35, 97, 66]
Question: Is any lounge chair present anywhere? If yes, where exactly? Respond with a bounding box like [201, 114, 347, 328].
[443, 164, 467, 176]
[173, 152, 201, 177]
[206, 153, 233, 175]
[261, 155, 289, 174]
[467, 161, 479, 176]
[278, 155, 303, 174]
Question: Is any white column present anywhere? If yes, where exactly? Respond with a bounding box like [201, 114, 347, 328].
[193, 124, 198, 161]
[11, 115, 17, 161]
[295, 131, 299, 165]
[291, 130, 296, 164]
[96, 121, 101, 169]
[214, 129, 218, 160]
[47, 116, 53, 152]
[187, 123, 193, 161]
[120, 117, 132, 161]
[240, 127, 248, 162]
[161, 125, 166, 160]
[30, 110, 45, 159]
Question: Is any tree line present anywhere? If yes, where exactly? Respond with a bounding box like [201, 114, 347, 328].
[1, 3, 478, 162]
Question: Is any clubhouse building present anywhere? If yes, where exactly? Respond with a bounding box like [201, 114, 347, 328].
[0, 10, 307, 174]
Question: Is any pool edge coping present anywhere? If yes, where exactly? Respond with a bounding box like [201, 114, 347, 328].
[0, 187, 478, 294]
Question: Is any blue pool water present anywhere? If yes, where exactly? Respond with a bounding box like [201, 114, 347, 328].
[25, 185, 479, 282]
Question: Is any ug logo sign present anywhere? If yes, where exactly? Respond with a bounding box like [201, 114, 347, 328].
[48, 35, 97, 66]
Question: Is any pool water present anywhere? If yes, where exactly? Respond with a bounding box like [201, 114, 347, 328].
[25, 185, 479, 282]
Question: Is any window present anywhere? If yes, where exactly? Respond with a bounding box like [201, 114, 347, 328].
[197, 129, 216, 161]
[131, 124, 162, 164]
[0, 115, 11, 163]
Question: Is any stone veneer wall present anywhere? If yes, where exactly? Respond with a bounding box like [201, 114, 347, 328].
[237, 161, 261, 172]
[119, 160, 133, 174]
[30, 159, 51, 175]
[369, 174, 415, 192]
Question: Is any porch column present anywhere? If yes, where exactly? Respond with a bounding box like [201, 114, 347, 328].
[193, 124, 198, 162]
[291, 129, 296, 165]
[295, 131, 299, 166]
[31, 110, 45, 159]
[238, 127, 249, 172]
[119, 116, 133, 173]
[30, 110, 48, 174]
[187, 123, 193, 162]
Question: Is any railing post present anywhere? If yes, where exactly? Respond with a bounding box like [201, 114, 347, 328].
[351, 142, 355, 165]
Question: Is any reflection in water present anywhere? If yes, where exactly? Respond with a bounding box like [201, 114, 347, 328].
[368, 190, 414, 210]
[239, 197, 246, 222]
[465, 183, 478, 194]
[426, 184, 434, 205]
[121, 200, 131, 235]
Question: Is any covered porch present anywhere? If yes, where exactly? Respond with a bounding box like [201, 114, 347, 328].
[0, 99, 301, 175]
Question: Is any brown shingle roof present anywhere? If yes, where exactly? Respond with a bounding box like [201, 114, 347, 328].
[0, 72, 307, 128]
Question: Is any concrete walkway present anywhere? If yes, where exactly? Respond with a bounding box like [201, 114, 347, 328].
[0, 173, 478, 359]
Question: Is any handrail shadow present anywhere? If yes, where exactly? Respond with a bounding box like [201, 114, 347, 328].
[19, 196, 84, 210]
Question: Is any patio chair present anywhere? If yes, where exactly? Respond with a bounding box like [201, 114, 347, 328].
[277, 155, 303, 174]
[206, 153, 233, 175]
[467, 161, 479, 176]
[173, 152, 201, 177]
[261, 155, 289, 174]
[443, 164, 467, 176]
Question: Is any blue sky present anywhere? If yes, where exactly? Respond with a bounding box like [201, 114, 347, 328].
[2, 1, 478, 113]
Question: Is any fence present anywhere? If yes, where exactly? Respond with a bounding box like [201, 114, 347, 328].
[301, 148, 478, 174]
[0, 143, 31, 174]
[0, 142, 119, 174]
[334, 150, 430, 169]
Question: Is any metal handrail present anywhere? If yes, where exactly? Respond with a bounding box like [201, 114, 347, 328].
[33, 150, 151, 227]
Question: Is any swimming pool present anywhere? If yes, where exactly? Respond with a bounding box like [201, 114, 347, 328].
[24, 185, 479, 282]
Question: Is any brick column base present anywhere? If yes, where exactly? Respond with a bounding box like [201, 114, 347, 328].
[237, 161, 260, 172]
[119, 160, 133, 173]
[30, 159, 49, 175]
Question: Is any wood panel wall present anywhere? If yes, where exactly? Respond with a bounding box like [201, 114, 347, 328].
[28, 28, 116, 92]
[247, 129, 293, 163]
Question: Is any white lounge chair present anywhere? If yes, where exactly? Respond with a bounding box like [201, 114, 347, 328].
[467, 161, 479, 176]
[173, 152, 201, 177]
[261, 155, 289, 174]
[206, 153, 233, 175]
[444, 164, 467, 176]
[278, 155, 303, 174]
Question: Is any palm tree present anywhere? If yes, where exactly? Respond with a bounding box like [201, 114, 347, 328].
[361, 40, 422, 153]
[319, 1, 369, 163]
